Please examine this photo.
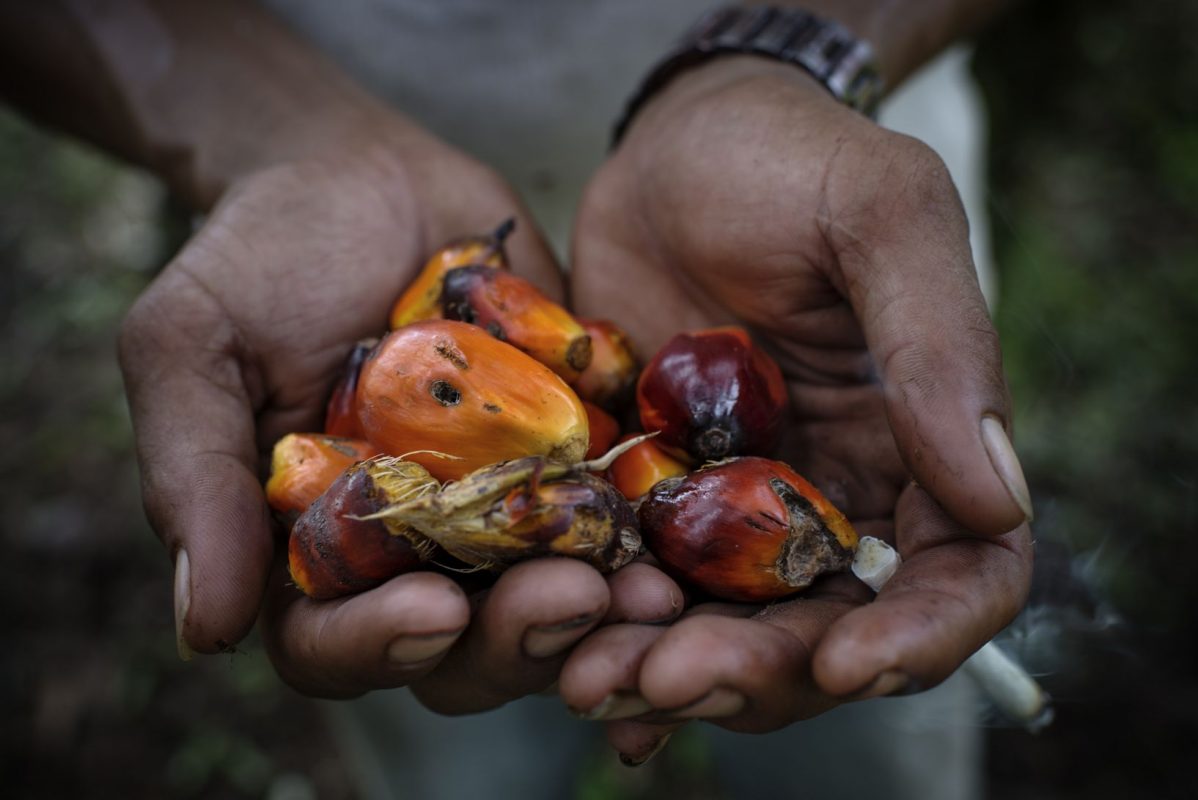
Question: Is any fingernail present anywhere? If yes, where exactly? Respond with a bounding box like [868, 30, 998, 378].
[619, 733, 673, 768]
[386, 630, 463, 665]
[981, 415, 1034, 522]
[174, 549, 193, 662]
[573, 692, 654, 721]
[851, 670, 911, 701]
[523, 613, 601, 659]
[672, 688, 745, 719]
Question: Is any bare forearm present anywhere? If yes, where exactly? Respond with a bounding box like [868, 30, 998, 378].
[0, 0, 422, 209]
[764, 0, 1011, 87]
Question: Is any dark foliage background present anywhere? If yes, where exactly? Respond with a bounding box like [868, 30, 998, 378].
[2, 0, 1194, 797]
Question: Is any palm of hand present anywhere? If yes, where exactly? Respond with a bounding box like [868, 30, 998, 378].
[565, 60, 1031, 737]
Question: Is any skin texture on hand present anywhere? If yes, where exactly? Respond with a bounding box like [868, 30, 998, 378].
[562, 55, 1033, 751]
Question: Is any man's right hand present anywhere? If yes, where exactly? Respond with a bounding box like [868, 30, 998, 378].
[118, 137, 681, 704]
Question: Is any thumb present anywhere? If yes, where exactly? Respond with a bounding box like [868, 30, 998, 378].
[119, 274, 273, 657]
[834, 141, 1032, 535]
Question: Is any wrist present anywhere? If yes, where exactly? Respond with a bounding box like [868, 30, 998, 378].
[161, 81, 437, 211]
[765, 1, 1009, 86]
[615, 54, 837, 154]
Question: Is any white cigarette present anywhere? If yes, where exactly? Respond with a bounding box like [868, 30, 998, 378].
[851, 536, 1053, 732]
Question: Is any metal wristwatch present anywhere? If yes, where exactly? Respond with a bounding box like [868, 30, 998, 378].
[613, 5, 884, 144]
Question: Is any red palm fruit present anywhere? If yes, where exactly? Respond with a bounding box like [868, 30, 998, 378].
[441, 265, 592, 381]
[355, 320, 589, 481]
[583, 401, 620, 460]
[637, 327, 787, 462]
[288, 458, 439, 599]
[571, 319, 639, 412]
[639, 457, 857, 602]
[606, 434, 691, 501]
[324, 338, 377, 438]
[265, 434, 378, 526]
[388, 218, 514, 329]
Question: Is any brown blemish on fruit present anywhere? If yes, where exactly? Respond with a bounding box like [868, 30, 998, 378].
[434, 339, 469, 370]
[430, 380, 462, 406]
[771, 478, 855, 588]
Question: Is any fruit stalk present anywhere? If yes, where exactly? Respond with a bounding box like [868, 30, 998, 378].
[368, 450, 644, 574]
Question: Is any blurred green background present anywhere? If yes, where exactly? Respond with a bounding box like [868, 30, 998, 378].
[2, 0, 1195, 797]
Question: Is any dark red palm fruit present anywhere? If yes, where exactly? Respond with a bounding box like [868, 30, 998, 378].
[606, 433, 691, 502]
[582, 401, 620, 460]
[493, 471, 641, 573]
[324, 338, 377, 438]
[441, 265, 593, 381]
[571, 318, 639, 413]
[636, 327, 788, 463]
[638, 457, 858, 602]
[288, 459, 438, 600]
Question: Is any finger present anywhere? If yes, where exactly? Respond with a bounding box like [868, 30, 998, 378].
[410, 559, 609, 714]
[829, 134, 1032, 534]
[261, 565, 469, 698]
[633, 603, 849, 733]
[604, 561, 686, 625]
[812, 484, 1033, 698]
[119, 271, 273, 656]
[559, 624, 665, 719]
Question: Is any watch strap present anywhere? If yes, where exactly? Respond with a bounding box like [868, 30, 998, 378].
[613, 5, 884, 145]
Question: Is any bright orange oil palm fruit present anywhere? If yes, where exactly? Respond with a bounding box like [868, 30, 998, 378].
[388, 218, 514, 329]
[606, 434, 690, 501]
[355, 320, 589, 481]
[441, 266, 592, 381]
[265, 434, 377, 525]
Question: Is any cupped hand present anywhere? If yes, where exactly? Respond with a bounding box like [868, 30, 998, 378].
[118, 130, 681, 704]
[563, 56, 1033, 751]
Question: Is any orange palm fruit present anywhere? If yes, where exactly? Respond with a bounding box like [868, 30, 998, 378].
[265, 434, 377, 526]
[356, 320, 589, 481]
[637, 327, 788, 462]
[606, 434, 690, 502]
[571, 319, 639, 412]
[288, 458, 439, 599]
[583, 401, 620, 460]
[388, 218, 514, 329]
[639, 457, 857, 602]
[324, 338, 376, 438]
[441, 265, 592, 381]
